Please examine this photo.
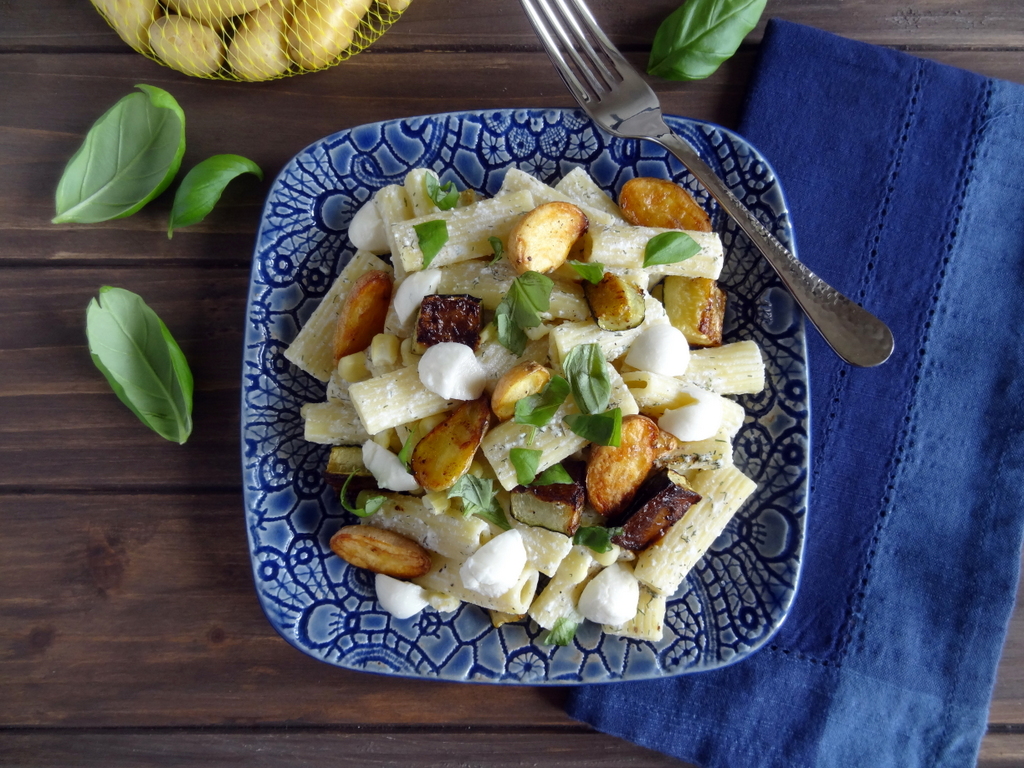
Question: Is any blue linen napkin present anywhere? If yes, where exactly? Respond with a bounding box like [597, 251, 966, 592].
[566, 19, 1024, 768]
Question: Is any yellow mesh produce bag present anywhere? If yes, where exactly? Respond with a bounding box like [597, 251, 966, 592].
[91, 0, 410, 81]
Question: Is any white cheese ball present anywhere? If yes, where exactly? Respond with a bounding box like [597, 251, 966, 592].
[624, 324, 691, 376]
[393, 269, 442, 325]
[578, 562, 640, 627]
[375, 573, 429, 619]
[460, 529, 527, 598]
[418, 342, 487, 400]
[659, 385, 723, 442]
[348, 198, 389, 254]
[362, 440, 419, 492]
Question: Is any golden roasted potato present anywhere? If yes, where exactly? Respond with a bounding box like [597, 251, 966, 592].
[506, 202, 589, 275]
[329, 525, 432, 578]
[148, 15, 225, 76]
[584, 273, 646, 331]
[490, 361, 551, 421]
[619, 177, 712, 232]
[609, 469, 702, 551]
[587, 414, 661, 517]
[663, 276, 727, 347]
[333, 269, 393, 362]
[411, 396, 492, 491]
[413, 294, 484, 353]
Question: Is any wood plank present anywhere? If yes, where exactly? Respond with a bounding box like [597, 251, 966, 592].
[980, 732, 1024, 768]
[3, 1, 1024, 53]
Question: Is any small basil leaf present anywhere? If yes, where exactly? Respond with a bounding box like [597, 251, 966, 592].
[488, 236, 505, 264]
[425, 172, 460, 211]
[567, 259, 605, 284]
[495, 302, 528, 356]
[448, 474, 511, 530]
[573, 525, 625, 554]
[562, 343, 611, 415]
[54, 84, 186, 224]
[541, 616, 578, 646]
[85, 286, 193, 443]
[643, 231, 702, 267]
[507, 271, 554, 329]
[510, 448, 542, 486]
[340, 473, 384, 518]
[168, 154, 263, 238]
[533, 463, 574, 486]
[648, 0, 768, 82]
[564, 408, 622, 446]
[415, 219, 449, 267]
[514, 375, 570, 428]
[397, 427, 417, 470]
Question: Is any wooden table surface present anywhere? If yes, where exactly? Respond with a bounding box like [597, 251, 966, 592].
[2, 2, 1023, 766]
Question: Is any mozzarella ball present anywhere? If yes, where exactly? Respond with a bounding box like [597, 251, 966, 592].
[578, 562, 640, 627]
[460, 529, 527, 598]
[348, 198, 389, 254]
[624, 324, 690, 376]
[418, 342, 487, 400]
[393, 269, 442, 325]
[362, 440, 418, 491]
[375, 573, 429, 619]
[659, 385, 723, 442]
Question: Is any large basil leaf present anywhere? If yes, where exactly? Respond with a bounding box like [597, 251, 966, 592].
[53, 84, 186, 224]
[168, 154, 263, 238]
[86, 286, 193, 444]
[562, 343, 612, 415]
[648, 0, 767, 81]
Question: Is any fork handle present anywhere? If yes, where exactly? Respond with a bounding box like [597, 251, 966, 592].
[655, 131, 894, 368]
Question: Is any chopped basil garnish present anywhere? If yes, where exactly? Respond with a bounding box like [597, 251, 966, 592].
[573, 525, 624, 554]
[643, 231, 701, 267]
[567, 259, 605, 284]
[415, 219, 449, 268]
[425, 171, 459, 211]
[494, 271, 553, 354]
[514, 375, 570, 428]
[448, 474, 510, 530]
[340, 473, 385, 518]
[541, 616, 578, 646]
[488, 236, 505, 265]
[533, 463, 574, 486]
[562, 343, 611, 415]
[510, 447, 542, 486]
[564, 407, 622, 446]
[397, 427, 417, 470]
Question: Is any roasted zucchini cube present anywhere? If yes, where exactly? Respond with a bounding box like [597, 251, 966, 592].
[324, 445, 370, 489]
[608, 469, 702, 551]
[584, 273, 646, 331]
[413, 294, 484, 353]
[662, 276, 726, 348]
[510, 461, 585, 535]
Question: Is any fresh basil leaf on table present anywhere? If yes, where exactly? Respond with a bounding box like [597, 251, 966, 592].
[168, 154, 263, 238]
[562, 343, 612, 415]
[648, 0, 768, 81]
[54, 84, 186, 224]
[85, 286, 193, 444]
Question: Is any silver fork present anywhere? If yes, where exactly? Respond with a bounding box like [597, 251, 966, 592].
[520, 0, 894, 367]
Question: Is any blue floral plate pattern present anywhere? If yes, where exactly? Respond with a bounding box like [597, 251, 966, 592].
[241, 109, 808, 684]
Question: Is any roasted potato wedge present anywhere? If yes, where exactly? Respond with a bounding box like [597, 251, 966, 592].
[619, 177, 712, 232]
[507, 202, 589, 274]
[587, 414, 661, 517]
[510, 461, 585, 535]
[663, 276, 726, 347]
[411, 396, 492, 491]
[584, 273, 646, 331]
[609, 469, 702, 551]
[333, 269, 393, 362]
[413, 294, 484, 353]
[491, 361, 551, 421]
[330, 525, 432, 578]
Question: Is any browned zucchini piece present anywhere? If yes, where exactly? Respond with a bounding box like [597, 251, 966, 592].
[330, 525, 432, 578]
[413, 294, 484, 353]
[333, 269, 393, 361]
[411, 396, 492, 492]
[618, 177, 712, 232]
[583, 273, 646, 331]
[608, 469, 702, 551]
[324, 445, 370, 489]
[510, 460, 585, 535]
[662, 276, 726, 348]
[586, 414, 660, 516]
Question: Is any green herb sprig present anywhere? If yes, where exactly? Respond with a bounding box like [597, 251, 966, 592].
[168, 154, 263, 238]
[541, 616, 578, 646]
[494, 271, 554, 355]
[567, 259, 605, 284]
[448, 474, 510, 530]
[425, 172, 460, 211]
[573, 525, 625, 554]
[643, 231, 701, 267]
[340, 473, 386, 518]
[564, 408, 623, 446]
[562, 343, 612, 415]
[415, 220, 449, 268]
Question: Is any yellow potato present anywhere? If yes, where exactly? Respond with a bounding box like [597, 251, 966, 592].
[587, 414, 661, 517]
[167, 0, 269, 27]
[330, 525, 432, 578]
[287, 0, 373, 70]
[380, 0, 412, 11]
[411, 397, 492, 492]
[506, 202, 589, 275]
[490, 361, 551, 421]
[93, 0, 162, 50]
[149, 15, 225, 76]
[333, 269, 393, 362]
[228, 0, 294, 81]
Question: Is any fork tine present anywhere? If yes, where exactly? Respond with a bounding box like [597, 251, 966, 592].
[540, 0, 613, 97]
[520, 0, 593, 104]
[549, 0, 621, 89]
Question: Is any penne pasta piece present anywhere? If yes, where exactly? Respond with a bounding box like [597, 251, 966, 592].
[512, 519, 574, 577]
[528, 545, 598, 630]
[348, 363, 458, 435]
[681, 341, 766, 395]
[588, 225, 723, 279]
[604, 586, 667, 642]
[366, 494, 490, 559]
[554, 166, 626, 222]
[500, 167, 621, 228]
[548, 292, 669, 367]
[413, 553, 540, 615]
[300, 400, 371, 445]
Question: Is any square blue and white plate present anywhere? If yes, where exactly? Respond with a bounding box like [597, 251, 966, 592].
[241, 108, 808, 684]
